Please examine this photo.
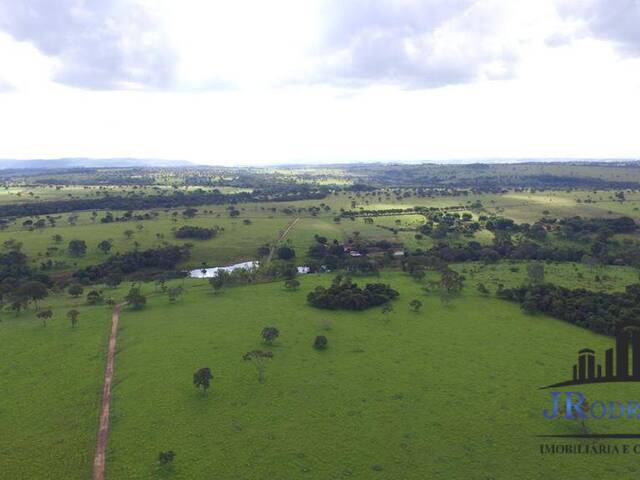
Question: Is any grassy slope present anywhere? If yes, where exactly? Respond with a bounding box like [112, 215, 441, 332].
[104, 272, 640, 480]
[0, 299, 112, 479]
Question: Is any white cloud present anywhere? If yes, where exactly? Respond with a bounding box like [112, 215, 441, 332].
[0, 0, 638, 162]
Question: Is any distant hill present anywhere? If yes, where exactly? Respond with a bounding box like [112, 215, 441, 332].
[0, 158, 192, 169]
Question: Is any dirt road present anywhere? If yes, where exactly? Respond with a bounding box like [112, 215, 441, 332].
[92, 304, 120, 480]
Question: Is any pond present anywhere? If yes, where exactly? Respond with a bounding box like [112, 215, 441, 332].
[189, 261, 311, 278]
[189, 260, 259, 278]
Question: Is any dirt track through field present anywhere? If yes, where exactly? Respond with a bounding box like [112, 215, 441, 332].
[92, 304, 120, 480]
[266, 216, 300, 265]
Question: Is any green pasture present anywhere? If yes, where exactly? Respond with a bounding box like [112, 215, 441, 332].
[102, 271, 640, 479]
[0, 297, 113, 479]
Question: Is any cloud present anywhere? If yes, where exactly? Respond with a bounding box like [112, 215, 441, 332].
[556, 0, 640, 55]
[300, 0, 534, 89]
[1, 0, 638, 92]
[0, 77, 12, 92]
[0, 0, 177, 90]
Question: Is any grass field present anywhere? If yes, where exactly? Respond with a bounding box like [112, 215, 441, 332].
[0, 298, 112, 479]
[4, 264, 638, 479]
[102, 272, 640, 479]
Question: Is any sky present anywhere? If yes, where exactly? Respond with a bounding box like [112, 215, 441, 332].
[0, 0, 639, 165]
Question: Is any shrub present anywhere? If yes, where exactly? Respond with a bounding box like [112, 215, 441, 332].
[313, 335, 328, 350]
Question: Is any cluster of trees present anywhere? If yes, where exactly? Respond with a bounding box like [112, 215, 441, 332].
[0, 279, 49, 314]
[307, 275, 398, 310]
[557, 216, 637, 238]
[174, 225, 219, 240]
[497, 283, 640, 336]
[404, 231, 640, 269]
[306, 235, 396, 273]
[73, 245, 191, 282]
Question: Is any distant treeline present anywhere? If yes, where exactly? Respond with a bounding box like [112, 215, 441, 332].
[404, 236, 640, 269]
[497, 283, 640, 336]
[0, 187, 328, 218]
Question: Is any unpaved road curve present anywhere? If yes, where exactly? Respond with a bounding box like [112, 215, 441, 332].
[266, 216, 300, 265]
[93, 304, 120, 480]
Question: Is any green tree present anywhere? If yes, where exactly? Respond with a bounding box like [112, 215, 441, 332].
[242, 350, 273, 382]
[97, 239, 113, 255]
[86, 290, 104, 305]
[261, 326, 280, 344]
[17, 281, 48, 309]
[209, 276, 224, 294]
[167, 286, 183, 303]
[409, 299, 422, 312]
[284, 279, 300, 291]
[313, 335, 328, 350]
[125, 286, 147, 309]
[67, 309, 80, 327]
[68, 239, 87, 257]
[276, 245, 295, 260]
[476, 282, 490, 296]
[193, 367, 213, 394]
[36, 308, 53, 327]
[68, 284, 84, 298]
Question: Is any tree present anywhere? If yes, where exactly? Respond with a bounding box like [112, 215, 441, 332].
[51, 234, 63, 244]
[209, 276, 224, 294]
[167, 286, 183, 303]
[284, 279, 300, 291]
[381, 303, 394, 321]
[124, 286, 147, 309]
[105, 274, 122, 289]
[17, 281, 48, 309]
[68, 239, 87, 257]
[158, 450, 175, 467]
[261, 326, 280, 344]
[36, 308, 53, 326]
[242, 350, 273, 382]
[409, 299, 422, 312]
[193, 367, 213, 394]
[410, 267, 426, 282]
[67, 309, 80, 327]
[276, 245, 295, 260]
[527, 262, 545, 285]
[476, 282, 490, 296]
[97, 240, 113, 255]
[123, 229, 135, 240]
[313, 335, 328, 350]
[438, 269, 463, 306]
[10, 297, 27, 315]
[86, 290, 104, 305]
[68, 284, 84, 298]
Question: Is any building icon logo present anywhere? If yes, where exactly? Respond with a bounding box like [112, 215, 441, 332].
[542, 327, 640, 389]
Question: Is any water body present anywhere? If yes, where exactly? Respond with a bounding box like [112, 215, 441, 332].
[190, 260, 259, 278]
[189, 261, 310, 278]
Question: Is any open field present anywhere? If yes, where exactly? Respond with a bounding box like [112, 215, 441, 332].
[1, 266, 639, 479]
[0, 298, 112, 479]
